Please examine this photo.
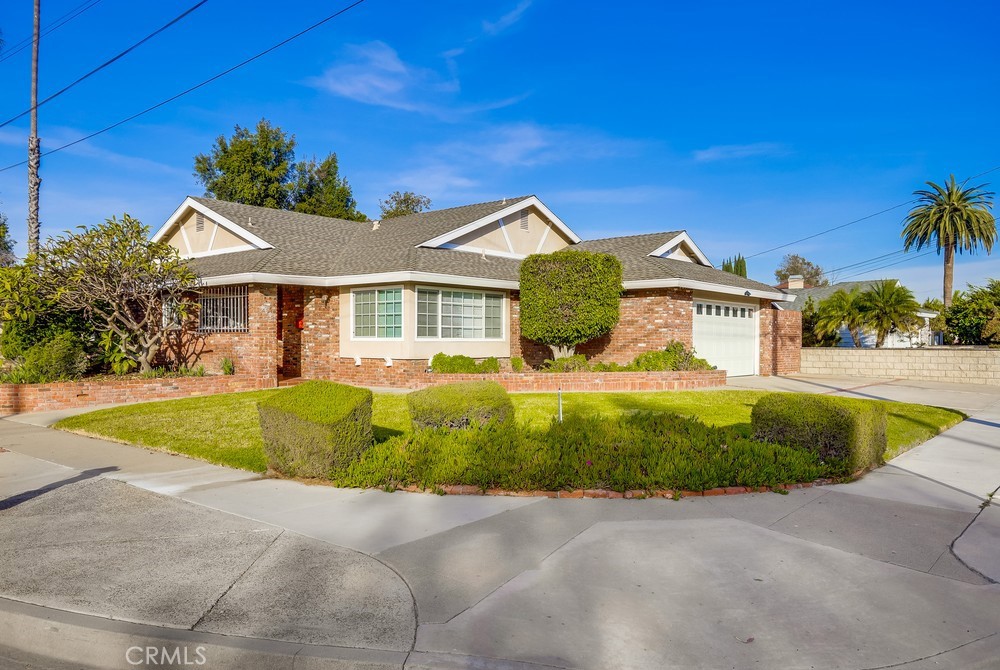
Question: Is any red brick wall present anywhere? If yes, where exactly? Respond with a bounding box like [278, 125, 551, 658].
[0, 375, 270, 416]
[759, 302, 801, 375]
[164, 284, 279, 382]
[510, 288, 694, 368]
[301, 287, 340, 379]
[308, 357, 725, 391]
[279, 286, 304, 377]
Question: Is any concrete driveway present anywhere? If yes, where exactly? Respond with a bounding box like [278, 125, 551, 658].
[1, 375, 998, 669]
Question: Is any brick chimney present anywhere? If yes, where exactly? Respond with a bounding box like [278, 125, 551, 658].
[787, 274, 805, 290]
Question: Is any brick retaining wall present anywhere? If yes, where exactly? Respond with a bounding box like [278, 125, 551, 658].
[318, 358, 726, 391]
[0, 375, 274, 416]
[799, 347, 999, 386]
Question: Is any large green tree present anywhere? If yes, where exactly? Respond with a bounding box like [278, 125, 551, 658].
[519, 250, 623, 359]
[3, 215, 200, 372]
[721, 254, 747, 278]
[379, 191, 432, 219]
[815, 287, 868, 347]
[857, 280, 919, 348]
[945, 279, 1000, 344]
[902, 175, 996, 308]
[193, 119, 296, 209]
[774, 254, 828, 287]
[292, 154, 367, 221]
[801, 296, 839, 347]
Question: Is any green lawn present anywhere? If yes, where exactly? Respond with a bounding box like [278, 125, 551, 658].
[55, 388, 965, 477]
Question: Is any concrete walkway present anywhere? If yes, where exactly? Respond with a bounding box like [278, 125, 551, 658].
[1, 375, 999, 669]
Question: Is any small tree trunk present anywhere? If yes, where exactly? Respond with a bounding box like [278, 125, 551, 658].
[943, 244, 955, 309]
[548, 345, 575, 359]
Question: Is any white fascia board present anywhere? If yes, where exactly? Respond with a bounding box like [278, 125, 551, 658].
[418, 195, 582, 249]
[199, 271, 520, 291]
[441, 243, 527, 260]
[916, 309, 937, 318]
[151, 197, 274, 250]
[647, 231, 712, 267]
[183, 244, 257, 259]
[623, 277, 792, 302]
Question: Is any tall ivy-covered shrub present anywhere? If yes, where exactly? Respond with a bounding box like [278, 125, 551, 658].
[519, 250, 623, 359]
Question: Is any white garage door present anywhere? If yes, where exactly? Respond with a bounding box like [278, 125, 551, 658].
[692, 299, 758, 377]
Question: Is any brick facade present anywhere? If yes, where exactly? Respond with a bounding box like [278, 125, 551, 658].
[301, 287, 340, 380]
[0, 375, 270, 416]
[510, 288, 694, 368]
[758, 302, 802, 376]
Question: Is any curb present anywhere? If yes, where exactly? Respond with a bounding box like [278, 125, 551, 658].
[0, 597, 406, 670]
[397, 480, 831, 499]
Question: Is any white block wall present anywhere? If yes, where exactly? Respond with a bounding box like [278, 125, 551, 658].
[800, 348, 1000, 386]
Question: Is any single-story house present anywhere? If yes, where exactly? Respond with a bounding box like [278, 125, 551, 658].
[777, 276, 937, 348]
[152, 195, 801, 384]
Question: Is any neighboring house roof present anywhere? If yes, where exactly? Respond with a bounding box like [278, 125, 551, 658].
[157, 196, 790, 301]
[776, 280, 929, 312]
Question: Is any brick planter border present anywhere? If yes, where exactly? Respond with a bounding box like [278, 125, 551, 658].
[0, 374, 275, 416]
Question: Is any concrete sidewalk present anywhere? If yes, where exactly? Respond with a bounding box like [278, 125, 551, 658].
[2, 375, 999, 669]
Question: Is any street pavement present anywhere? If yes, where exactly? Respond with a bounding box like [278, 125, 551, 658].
[0, 374, 998, 669]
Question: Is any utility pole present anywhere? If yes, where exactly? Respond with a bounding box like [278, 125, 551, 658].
[27, 0, 41, 255]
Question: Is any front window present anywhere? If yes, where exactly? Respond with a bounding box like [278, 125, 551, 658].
[354, 288, 402, 338]
[198, 285, 248, 332]
[417, 288, 503, 339]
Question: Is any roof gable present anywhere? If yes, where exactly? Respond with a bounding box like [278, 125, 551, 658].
[417, 195, 581, 257]
[152, 197, 274, 258]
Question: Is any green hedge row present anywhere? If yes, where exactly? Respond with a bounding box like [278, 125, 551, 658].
[430, 353, 501, 374]
[751, 393, 887, 476]
[335, 411, 827, 492]
[257, 380, 373, 478]
[540, 341, 713, 373]
[407, 380, 514, 430]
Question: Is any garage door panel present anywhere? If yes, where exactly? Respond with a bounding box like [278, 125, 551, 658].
[692, 299, 757, 377]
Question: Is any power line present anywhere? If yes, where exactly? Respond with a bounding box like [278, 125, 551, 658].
[836, 249, 938, 281]
[0, 0, 369, 174]
[819, 249, 907, 278]
[0, 0, 103, 64]
[0, 0, 208, 129]
[747, 164, 1000, 261]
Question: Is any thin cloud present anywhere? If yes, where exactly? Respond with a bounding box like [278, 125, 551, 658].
[550, 185, 691, 205]
[482, 0, 533, 35]
[308, 41, 524, 119]
[692, 142, 790, 163]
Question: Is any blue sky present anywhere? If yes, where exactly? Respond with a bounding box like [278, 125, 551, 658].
[0, 0, 997, 300]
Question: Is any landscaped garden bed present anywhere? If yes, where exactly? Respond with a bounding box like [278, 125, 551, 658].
[55, 385, 965, 494]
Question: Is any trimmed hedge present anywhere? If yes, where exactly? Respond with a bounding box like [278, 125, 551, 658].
[430, 353, 500, 374]
[751, 393, 887, 476]
[335, 412, 826, 492]
[539, 341, 713, 373]
[257, 381, 373, 477]
[407, 380, 514, 430]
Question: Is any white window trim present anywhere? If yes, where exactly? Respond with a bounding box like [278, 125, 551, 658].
[414, 286, 506, 342]
[350, 285, 405, 341]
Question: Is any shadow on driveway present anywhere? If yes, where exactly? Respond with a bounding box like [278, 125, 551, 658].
[0, 466, 118, 511]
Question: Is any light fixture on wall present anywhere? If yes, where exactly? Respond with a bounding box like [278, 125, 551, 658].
[744, 291, 751, 297]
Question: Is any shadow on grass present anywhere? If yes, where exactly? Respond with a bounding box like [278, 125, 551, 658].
[374, 425, 406, 443]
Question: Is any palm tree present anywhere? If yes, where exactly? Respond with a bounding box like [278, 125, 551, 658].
[858, 280, 920, 347]
[902, 175, 996, 308]
[815, 288, 868, 347]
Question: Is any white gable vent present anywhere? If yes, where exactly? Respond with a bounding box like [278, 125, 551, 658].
[520, 210, 529, 232]
[195, 213, 205, 233]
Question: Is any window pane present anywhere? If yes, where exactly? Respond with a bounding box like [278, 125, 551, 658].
[696, 304, 703, 315]
[354, 290, 376, 337]
[198, 286, 248, 333]
[740, 308, 746, 318]
[485, 293, 503, 339]
[715, 305, 721, 316]
[724, 306, 730, 317]
[417, 289, 439, 337]
[376, 288, 402, 338]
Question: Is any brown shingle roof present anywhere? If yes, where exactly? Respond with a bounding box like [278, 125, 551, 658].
[184, 197, 789, 296]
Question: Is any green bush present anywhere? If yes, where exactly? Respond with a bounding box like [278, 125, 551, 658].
[430, 352, 500, 374]
[407, 381, 515, 430]
[540, 354, 591, 372]
[510, 356, 525, 372]
[540, 342, 713, 373]
[257, 381, 374, 477]
[0, 332, 89, 384]
[221, 357, 235, 375]
[335, 411, 826, 492]
[751, 393, 887, 476]
[0, 311, 95, 362]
